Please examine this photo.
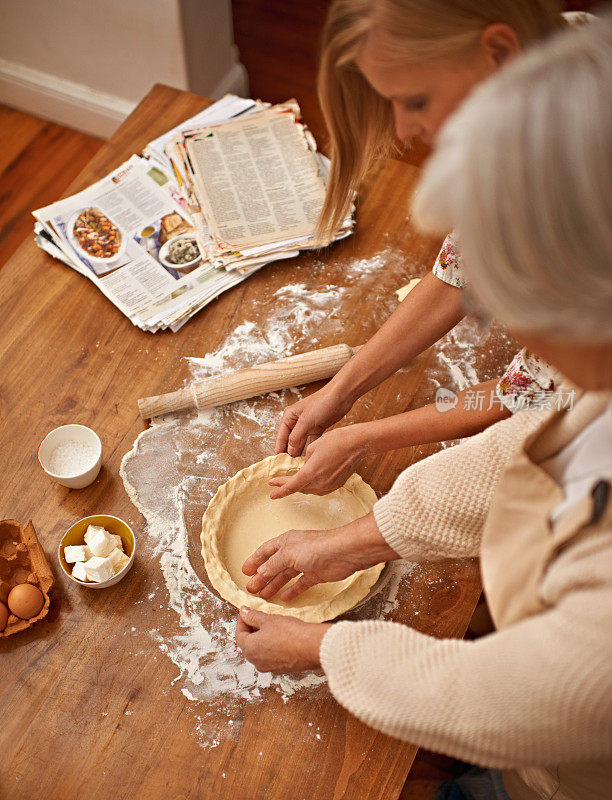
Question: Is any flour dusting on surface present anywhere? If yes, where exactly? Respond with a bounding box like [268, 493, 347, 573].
[120, 266, 416, 748]
[120, 247, 515, 748]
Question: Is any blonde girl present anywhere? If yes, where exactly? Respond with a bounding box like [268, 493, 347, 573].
[270, 0, 591, 499]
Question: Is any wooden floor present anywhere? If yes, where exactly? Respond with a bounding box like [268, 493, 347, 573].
[0, 0, 596, 795]
[0, 107, 103, 271]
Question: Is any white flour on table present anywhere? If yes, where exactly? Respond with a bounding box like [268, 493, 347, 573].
[120, 248, 515, 748]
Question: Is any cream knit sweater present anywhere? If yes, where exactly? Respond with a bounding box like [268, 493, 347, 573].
[373, 406, 543, 562]
[319, 408, 612, 793]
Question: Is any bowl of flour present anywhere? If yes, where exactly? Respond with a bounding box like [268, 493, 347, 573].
[38, 424, 102, 489]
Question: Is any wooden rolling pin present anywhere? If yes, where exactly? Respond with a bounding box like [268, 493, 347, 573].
[138, 343, 362, 420]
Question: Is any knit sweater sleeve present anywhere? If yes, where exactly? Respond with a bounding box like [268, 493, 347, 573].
[373, 408, 543, 561]
[320, 528, 612, 768]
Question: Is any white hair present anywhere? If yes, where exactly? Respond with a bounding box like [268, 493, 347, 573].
[413, 13, 612, 340]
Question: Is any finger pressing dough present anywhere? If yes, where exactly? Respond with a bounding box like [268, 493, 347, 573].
[201, 453, 385, 622]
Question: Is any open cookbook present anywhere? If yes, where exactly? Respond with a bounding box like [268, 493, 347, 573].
[33, 95, 353, 332]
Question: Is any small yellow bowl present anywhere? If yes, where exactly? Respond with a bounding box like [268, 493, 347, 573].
[58, 515, 135, 589]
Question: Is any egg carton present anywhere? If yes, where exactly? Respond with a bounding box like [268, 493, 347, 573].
[0, 519, 53, 637]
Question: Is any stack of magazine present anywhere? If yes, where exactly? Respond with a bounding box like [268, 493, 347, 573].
[33, 95, 353, 332]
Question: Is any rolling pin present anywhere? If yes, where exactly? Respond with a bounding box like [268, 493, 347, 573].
[138, 343, 362, 420]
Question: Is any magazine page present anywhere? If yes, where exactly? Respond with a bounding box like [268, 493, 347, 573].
[33, 156, 227, 330]
[144, 94, 261, 175]
[184, 107, 328, 249]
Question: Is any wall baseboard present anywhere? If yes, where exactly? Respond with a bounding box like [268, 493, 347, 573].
[0, 58, 136, 138]
[210, 53, 249, 99]
[0, 55, 250, 139]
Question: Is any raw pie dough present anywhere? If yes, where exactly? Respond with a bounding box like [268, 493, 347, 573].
[201, 453, 385, 622]
[395, 277, 421, 302]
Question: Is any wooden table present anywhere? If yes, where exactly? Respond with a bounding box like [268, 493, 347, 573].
[0, 85, 498, 800]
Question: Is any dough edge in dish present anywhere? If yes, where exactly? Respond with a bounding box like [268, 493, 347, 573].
[200, 453, 385, 622]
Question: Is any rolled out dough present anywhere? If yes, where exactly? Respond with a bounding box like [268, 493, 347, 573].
[201, 453, 385, 622]
[395, 277, 421, 302]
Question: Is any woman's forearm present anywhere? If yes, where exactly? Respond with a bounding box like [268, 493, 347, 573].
[352, 378, 510, 455]
[336, 512, 402, 568]
[328, 272, 465, 404]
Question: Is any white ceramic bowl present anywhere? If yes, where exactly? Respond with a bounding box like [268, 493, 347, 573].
[38, 424, 102, 489]
[58, 515, 136, 589]
[158, 233, 201, 272]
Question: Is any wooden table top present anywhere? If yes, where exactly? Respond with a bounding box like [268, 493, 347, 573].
[0, 85, 502, 800]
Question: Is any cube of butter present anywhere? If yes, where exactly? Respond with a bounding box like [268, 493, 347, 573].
[108, 547, 130, 575]
[89, 530, 116, 558]
[72, 561, 89, 582]
[84, 525, 107, 546]
[65, 545, 89, 563]
[109, 533, 123, 550]
[83, 556, 115, 583]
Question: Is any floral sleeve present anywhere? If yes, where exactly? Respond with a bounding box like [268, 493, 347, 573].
[496, 349, 562, 413]
[432, 233, 466, 289]
[432, 236, 561, 414]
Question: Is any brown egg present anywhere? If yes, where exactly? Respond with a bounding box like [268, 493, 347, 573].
[7, 583, 45, 619]
[0, 601, 8, 632]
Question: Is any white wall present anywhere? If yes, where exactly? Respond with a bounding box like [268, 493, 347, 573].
[0, 0, 248, 137]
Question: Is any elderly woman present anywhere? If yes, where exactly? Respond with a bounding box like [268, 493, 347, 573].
[236, 16, 612, 800]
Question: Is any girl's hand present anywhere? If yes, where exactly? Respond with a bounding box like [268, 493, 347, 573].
[242, 513, 399, 602]
[275, 385, 354, 457]
[235, 606, 329, 673]
[269, 426, 368, 499]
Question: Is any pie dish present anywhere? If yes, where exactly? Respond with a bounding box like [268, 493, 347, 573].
[201, 453, 385, 622]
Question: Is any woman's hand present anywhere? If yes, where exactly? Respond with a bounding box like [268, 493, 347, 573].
[236, 606, 329, 673]
[242, 513, 400, 601]
[275, 384, 354, 457]
[270, 426, 369, 499]
[243, 528, 366, 601]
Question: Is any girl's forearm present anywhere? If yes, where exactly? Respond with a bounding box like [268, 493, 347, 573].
[353, 378, 510, 454]
[328, 272, 465, 404]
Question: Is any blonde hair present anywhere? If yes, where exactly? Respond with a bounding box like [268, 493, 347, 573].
[317, 0, 564, 237]
[413, 16, 612, 339]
